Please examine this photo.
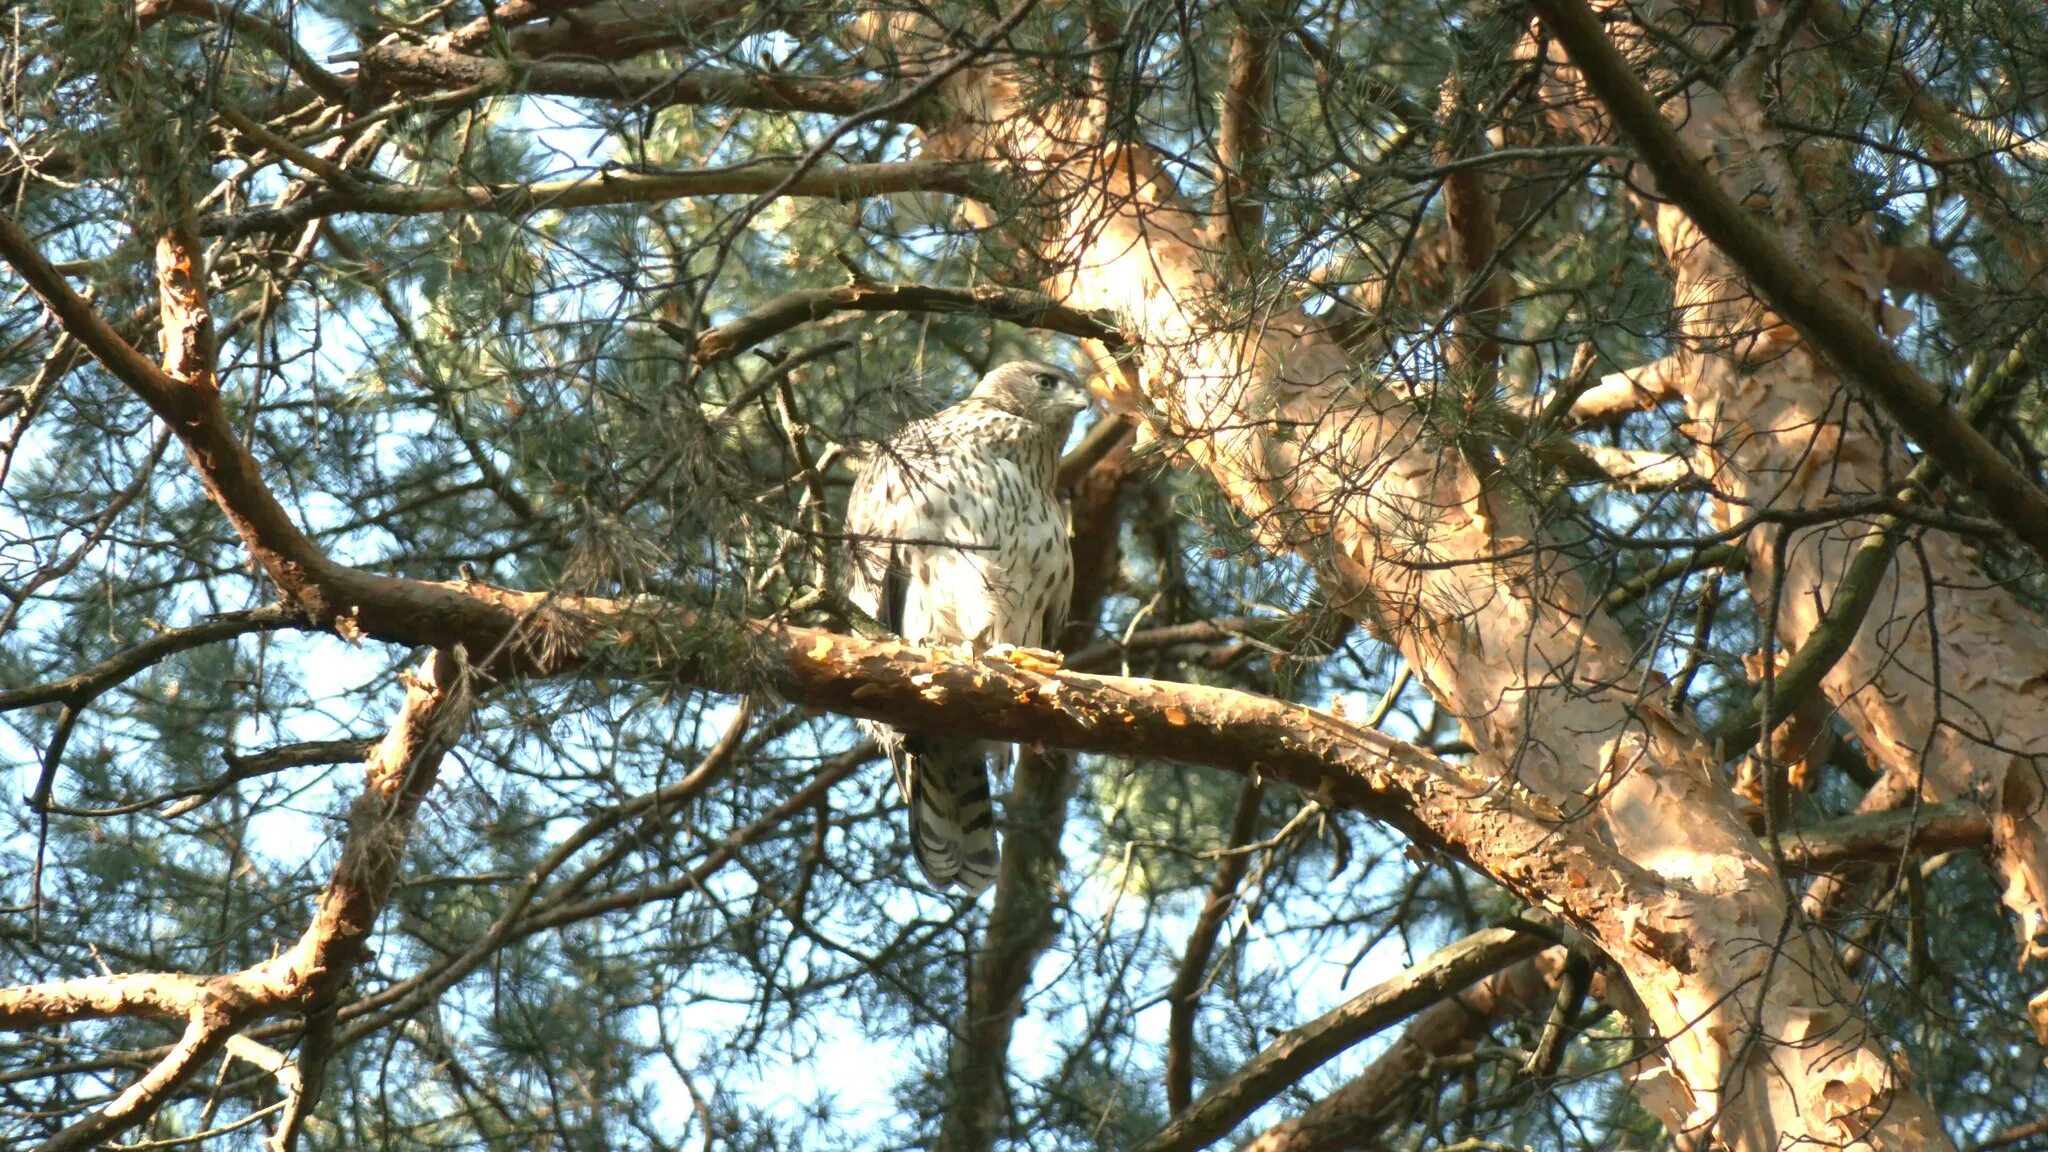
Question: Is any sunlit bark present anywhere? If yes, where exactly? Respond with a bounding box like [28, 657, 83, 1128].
[1534, 0, 2048, 1037]
[849, 12, 1955, 1148]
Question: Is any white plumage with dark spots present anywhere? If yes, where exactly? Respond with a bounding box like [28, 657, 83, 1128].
[844, 361, 1093, 896]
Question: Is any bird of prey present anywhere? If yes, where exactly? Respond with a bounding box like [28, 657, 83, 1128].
[844, 361, 1094, 895]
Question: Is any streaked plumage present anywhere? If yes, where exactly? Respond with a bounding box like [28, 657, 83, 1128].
[844, 361, 1092, 895]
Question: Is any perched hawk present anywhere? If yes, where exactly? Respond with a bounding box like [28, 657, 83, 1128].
[845, 361, 1093, 895]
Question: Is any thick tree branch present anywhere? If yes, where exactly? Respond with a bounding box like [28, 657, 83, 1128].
[880, 13, 1957, 1132]
[1541, 351, 1688, 427]
[1778, 801, 1987, 873]
[0, 614, 1677, 1009]
[428, 0, 603, 48]
[1057, 415, 1134, 491]
[1238, 953, 1567, 1152]
[436, 0, 749, 58]
[1139, 923, 1554, 1152]
[1529, 0, 2048, 567]
[1214, 3, 1280, 251]
[1438, 69, 1503, 396]
[0, 637, 1988, 1107]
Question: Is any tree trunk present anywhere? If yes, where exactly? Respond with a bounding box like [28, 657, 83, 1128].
[860, 12, 1957, 1148]
[1537, 0, 2048, 1033]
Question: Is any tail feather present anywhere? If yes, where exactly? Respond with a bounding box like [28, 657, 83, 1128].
[898, 736, 999, 896]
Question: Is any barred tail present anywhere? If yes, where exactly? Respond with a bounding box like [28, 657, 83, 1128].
[898, 737, 1000, 896]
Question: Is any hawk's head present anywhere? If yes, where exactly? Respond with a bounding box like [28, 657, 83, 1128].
[972, 361, 1093, 428]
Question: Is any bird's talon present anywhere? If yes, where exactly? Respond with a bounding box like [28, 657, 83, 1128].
[989, 645, 1065, 674]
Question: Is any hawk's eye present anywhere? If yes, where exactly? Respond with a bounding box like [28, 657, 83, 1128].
[1035, 374, 1059, 390]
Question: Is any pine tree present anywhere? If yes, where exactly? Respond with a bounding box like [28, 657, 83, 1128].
[3, 0, 2047, 1148]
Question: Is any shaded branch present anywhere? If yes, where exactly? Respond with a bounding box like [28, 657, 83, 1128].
[1166, 777, 1264, 1115]
[1777, 801, 1986, 873]
[0, 606, 306, 714]
[1064, 616, 1305, 673]
[1139, 924, 1554, 1152]
[137, 0, 350, 103]
[358, 45, 929, 123]
[1214, 2, 1280, 251]
[203, 161, 994, 239]
[688, 280, 1126, 365]
[1057, 416, 1134, 491]
[1543, 351, 1688, 427]
[1602, 544, 1744, 611]
[1707, 353, 2018, 760]
[462, 0, 784, 63]
[1239, 953, 1567, 1152]
[434, 0, 605, 47]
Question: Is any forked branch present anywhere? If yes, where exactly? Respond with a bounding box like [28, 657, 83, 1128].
[8, 647, 477, 1150]
[1530, 0, 2048, 565]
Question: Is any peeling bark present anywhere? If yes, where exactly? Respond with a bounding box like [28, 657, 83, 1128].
[1528, 0, 2048, 563]
[0, 18, 1972, 1141]
[1532, 0, 2048, 1022]
[857, 12, 1955, 1147]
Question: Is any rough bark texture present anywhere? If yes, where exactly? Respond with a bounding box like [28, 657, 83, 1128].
[858, 13, 1956, 1148]
[0, 9, 1992, 1142]
[1534, 0, 2048, 1023]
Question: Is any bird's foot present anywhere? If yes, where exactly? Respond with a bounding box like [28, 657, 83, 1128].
[922, 641, 975, 663]
[986, 644, 1065, 675]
